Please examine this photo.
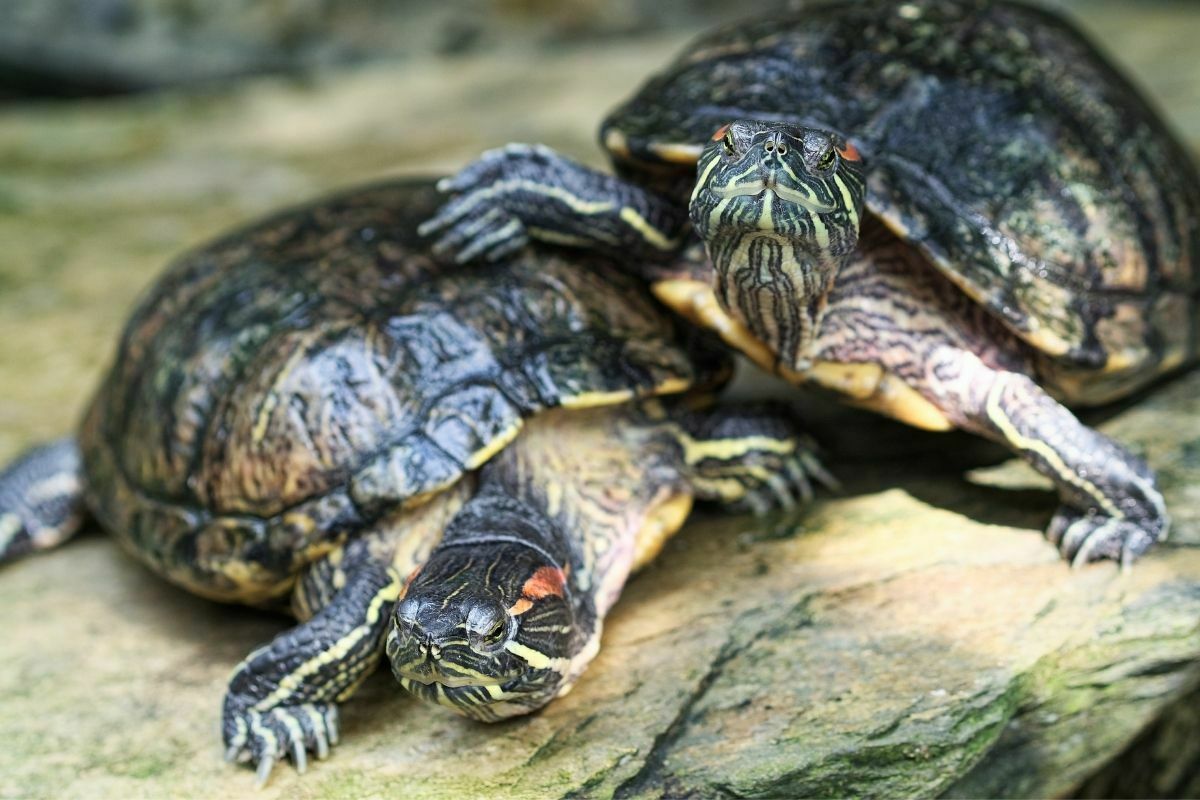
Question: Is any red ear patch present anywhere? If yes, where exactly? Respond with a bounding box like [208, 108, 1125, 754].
[711, 123, 732, 142]
[522, 566, 567, 600]
[397, 565, 423, 599]
[507, 597, 534, 616]
[837, 140, 862, 161]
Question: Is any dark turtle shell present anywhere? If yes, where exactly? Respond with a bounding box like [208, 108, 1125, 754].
[601, 0, 1200, 387]
[80, 179, 726, 597]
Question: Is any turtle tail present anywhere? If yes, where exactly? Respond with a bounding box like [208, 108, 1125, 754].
[0, 438, 86, 565]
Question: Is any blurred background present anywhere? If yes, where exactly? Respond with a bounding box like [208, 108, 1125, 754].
[2, 0, 1199, 99]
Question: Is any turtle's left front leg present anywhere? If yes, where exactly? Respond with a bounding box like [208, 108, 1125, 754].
[222, 548, 401, 785]
[420, 144, 689, 264]
[925, 347, 1167, 567]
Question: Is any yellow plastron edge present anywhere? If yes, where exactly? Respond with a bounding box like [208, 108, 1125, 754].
[651, 279, 954, 432]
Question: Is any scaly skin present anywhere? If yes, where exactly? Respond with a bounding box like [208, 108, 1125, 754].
[215, 399, 825, 781]
[423, 3, 1195, 566]
[388, 399, 827, 722]
[0, 439, 84, 564]
[0, 178, 832, 783]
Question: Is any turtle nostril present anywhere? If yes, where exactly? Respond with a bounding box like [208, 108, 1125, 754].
[764, 141, 775, 152]
[777, 143, 788, 155]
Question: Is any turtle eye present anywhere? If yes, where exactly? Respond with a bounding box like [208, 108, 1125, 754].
[466, 604, 511, 653]
[722, 129, 736, 155]
[815, 147, 837, 172]
[482, 619, 507, 645]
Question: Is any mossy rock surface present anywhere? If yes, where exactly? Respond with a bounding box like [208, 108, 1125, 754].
[2, 7, 1200, 799]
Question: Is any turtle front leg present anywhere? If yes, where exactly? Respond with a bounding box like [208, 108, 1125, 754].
[0, 438, 85, 564]
[671, 401, 836, 515]
[222, 549, 401, 785]
[420, 144, 688, 263]
[926, 348, 1167, 567]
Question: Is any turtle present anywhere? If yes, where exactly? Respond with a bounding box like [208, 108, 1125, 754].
[421, 0, 1200, 568]
[0, 178, 826, 782]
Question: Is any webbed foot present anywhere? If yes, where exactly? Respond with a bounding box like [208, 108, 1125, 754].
[744, 444, 837, 515]
[421, 143, 687, 264]
[678, 401, 837, 515]
[220, 560, 399, 783]
[923, 351, 1170, 569]
[419, 144, 552, 263]
[1049, 505, 1167, 570]
[223, 701, 339, 786]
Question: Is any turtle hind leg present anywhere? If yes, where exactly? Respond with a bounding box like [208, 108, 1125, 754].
[0, 438, 86, 565]
[926, 347, 1167, 567]
[671, 402, 836, 515]
[222, 544, 401, 786]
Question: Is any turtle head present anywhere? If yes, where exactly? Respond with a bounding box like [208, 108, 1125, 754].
[688, 120, 866, 370]
[386, 498, 577, 721]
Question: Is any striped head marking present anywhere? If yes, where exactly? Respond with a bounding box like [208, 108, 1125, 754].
[387, 542, 574, 721]
[689, 121, 866, 371]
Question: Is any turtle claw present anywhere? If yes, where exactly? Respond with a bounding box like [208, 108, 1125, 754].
[1048, 507, 1164, 568]
[422, 143, 574, 264]
[222, 701, 340, 783]
[255, 754, 277, 788]
[423, 190, 529, 264]
[738, 446, 834, 515]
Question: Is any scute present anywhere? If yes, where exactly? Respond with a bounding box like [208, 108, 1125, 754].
[601, 0, 1200, 378]
[82, 179, 726, 558]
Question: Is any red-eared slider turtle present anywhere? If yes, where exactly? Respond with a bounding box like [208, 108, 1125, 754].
[423, 0, 1200, 567]
[0, 179, 825, 782]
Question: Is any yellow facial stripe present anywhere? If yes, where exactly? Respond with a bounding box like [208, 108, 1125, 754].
[776, 157, 802, 187]
[503, 641, 568, 673]
[690, 153, 723, 205]
[757, 189, 774, 230]
[833, 175, 859, 230]
[809, 208, 830, 250]
[985, 382, 1120, 517]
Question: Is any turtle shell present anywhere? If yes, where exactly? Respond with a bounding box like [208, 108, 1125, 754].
[80, 179, 727, 596]
[601, 0, 1200, 384]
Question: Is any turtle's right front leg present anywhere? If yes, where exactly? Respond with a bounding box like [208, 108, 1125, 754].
[925, 348, 1168, 567]
[222, 548, 400, 785]
[420, 144, 688, 263]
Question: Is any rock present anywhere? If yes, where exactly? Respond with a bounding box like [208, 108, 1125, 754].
[2, 8, 1200, 798]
